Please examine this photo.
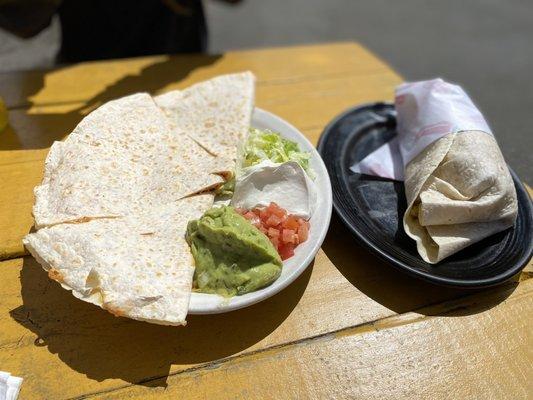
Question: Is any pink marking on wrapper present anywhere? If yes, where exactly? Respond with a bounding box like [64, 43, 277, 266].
[395, 94, 406, 105]
[416, 122, 452, 139]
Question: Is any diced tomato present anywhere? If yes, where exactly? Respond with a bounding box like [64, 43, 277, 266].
[259, 207, 270, 221]
[268, 227, 280, 237]
[240, 211, 259, 227]
[265, 214, 282, 227]
[282, 215, 300, 230]
[279, 243, 295, 260]
[298, 218, 310, 230]
[297, 222, 309, 243]
[238, 203, 309, 261]
[267, 202, 287, 218]
[243, 211, 256, 220]
[293, 233, 300, 245]
[282, 229, 296, 243]
[266, 202, 278, 213]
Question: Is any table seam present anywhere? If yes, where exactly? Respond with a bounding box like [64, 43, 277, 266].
[22, 279, 527, 399]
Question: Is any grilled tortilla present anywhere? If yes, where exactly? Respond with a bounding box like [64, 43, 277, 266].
[155, 72, 255, 169]
[33, 93, 225, 228]
[24, 195, 214, 326]
[403, 131, 518, 263]
[26, 73, 256, 325]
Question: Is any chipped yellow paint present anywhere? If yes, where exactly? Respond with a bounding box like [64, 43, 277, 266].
[0, 149, 48, 259]
[0, 246, 481, 399]
[88, 280, 533, 399]
[2, 253, 531, 399]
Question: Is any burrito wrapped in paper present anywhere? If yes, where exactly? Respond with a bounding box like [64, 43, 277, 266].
[353, 79, 518, 263]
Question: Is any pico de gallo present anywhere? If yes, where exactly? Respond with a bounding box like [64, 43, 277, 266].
[236, 202, 310, 260]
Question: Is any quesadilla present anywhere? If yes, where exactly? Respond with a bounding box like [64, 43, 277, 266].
[33, 93, 225, 228]
[155, 72, 255, 168]
[403, 130, 518, 263]
[26, 72, 258, 325]
[24, 194, 214, 326]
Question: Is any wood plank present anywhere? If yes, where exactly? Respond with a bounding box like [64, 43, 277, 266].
[0, 42, 397, 109]
[89, 279, 533, 400]
[1, 248, 514, 400]
[2, 67, 399, 150]
[0, 72, 401, 259]
[0, 150, 48, 259]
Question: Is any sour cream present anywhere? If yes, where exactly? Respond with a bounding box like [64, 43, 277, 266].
[231, 160, 317, 219]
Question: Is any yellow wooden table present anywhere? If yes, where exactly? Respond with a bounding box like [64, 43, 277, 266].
[0, 43, 531, 400]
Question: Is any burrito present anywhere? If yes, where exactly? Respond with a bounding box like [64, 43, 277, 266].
[403, 129, 517, 263]
[354, 79, 518, 263]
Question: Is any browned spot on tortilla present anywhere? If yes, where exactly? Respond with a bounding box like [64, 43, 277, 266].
[214, 171, 233, 180]
[72, 216, 93, 224]
[184, 181, 224, 197]
[48, 268, 64, 283]
[105, 305, 127, 318]
[140, 232, 155, 236]
[204, 120, 215, 128]
[64, 216, 120, 225]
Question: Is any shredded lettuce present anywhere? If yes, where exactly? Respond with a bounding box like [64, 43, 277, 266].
[243, 128, 313, 177]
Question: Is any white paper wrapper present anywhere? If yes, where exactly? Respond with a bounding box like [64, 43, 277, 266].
[0, 372, 22, 400]
[351, 78, 492, 180]
[350, 79, 517, 263]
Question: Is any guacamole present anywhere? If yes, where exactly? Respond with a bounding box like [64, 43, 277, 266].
[215, 177, 235, 197]
[186, 206, 282, 297]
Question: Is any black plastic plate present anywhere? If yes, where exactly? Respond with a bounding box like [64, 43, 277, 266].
[318, 103, 533, 288]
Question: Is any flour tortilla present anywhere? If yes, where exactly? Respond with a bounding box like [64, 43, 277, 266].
[155, 72, 255, 169]
[24, 195, 214, 326]
[403, 131, 518, 263]
[33, 93, 224, 228]
[27, 75, 257, 325]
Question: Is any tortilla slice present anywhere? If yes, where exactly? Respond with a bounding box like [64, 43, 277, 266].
[403, 131, 518, 263]
[33, 93, 224, 228]
[155, 72, 255, 166]
[24, 194, 214, 326]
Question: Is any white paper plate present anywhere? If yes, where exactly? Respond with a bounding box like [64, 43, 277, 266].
[188, 108, 333, 314]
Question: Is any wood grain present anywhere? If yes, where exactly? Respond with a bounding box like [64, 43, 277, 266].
[1, 252, 530, 399]
[67, 279, 533, 399]
[97, 280, 533, 399]
[0, 241, 494, 400]
[102, 280, 533, 399]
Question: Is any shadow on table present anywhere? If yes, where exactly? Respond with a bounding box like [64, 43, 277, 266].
[10, 257, 311, 388]
[0, 53, 222, 150]
[6, 50, 293, 388]
[322, 213, 518, 317]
